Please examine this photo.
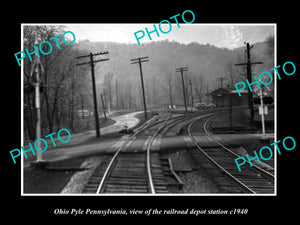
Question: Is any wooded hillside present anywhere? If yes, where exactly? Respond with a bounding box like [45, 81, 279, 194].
[23, 26, 274, 141]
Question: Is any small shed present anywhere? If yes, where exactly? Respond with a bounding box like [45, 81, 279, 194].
[207, 88, 248, 107]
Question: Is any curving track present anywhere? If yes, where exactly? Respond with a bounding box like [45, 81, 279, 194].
[187, 113, 275, 194]
[82, 112, 192, 194]
[81, 108, 275, 194]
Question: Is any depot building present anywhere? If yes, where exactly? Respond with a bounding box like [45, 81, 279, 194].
[206, 87, 248, 107]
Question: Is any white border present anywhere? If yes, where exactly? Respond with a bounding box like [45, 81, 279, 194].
[21, 23, 277, 196]
[21, 23, 24, 195]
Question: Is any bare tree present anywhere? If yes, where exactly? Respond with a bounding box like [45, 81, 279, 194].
[23, 25, 88, 140]
[193, 73, 204, 103]
[103, 72, 114, 109]
[160, 72, 175, 109]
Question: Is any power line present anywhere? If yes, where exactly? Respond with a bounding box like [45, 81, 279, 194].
[235, 42, 263, 124]
[131, 56, 149, 120]
[76, 51, 109, 138]
[175, 67, 188, 112]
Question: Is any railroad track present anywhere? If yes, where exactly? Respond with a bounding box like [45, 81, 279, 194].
[204, 114, 275, 175]
[187, 113, 275, 194]
[82, 112, 189, 194]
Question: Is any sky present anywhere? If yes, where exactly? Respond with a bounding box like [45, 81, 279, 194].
[65, 24, 275, 49]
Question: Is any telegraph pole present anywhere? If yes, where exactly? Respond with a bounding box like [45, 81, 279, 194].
[76, 51, 109, 138]
[176, 67, 188, 112]
[131, 56, 149, 120]
[235, 42, 263, 124]
[189, 78, 194, 111]
[216, 77, 228, 89]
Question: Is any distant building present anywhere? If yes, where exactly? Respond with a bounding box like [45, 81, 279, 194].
[206, 88, 248, 107]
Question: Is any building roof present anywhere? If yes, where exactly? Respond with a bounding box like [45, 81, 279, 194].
[206, 88, 248, 96]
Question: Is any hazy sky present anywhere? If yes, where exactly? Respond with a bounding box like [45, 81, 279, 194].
[65, 24, 275, 49]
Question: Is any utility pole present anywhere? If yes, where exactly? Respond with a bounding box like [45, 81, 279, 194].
[131, 56, 149, 120]
[216, 77, 228, 89]
[189, 78, 194, 111]
[176, 67, 188, 112]
[235, 42, 263, 124]
[76, 51, 109, 138]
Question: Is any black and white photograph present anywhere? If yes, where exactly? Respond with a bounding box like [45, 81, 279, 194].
[21, 23, 276, 195]
[4, 4, 298, 220]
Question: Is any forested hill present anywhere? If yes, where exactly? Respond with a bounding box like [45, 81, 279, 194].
[23, 25, 273, 139]
[75, 38, 274, 108]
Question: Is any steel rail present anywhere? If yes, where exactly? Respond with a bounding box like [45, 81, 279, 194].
[187, 114, 256, 194]
[203, 115, 275, 181]
[96, 114, 162, 194]
[145, 113, 201, 193]
[146, 114, 172, 193]
[96, 112, 178, 194]
[96, 110, 231, 194]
